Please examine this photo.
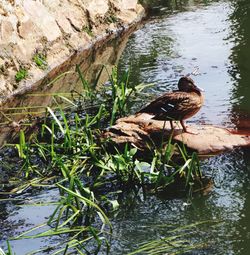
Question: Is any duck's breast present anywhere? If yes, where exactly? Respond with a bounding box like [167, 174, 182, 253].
[177, 92, 204, 120]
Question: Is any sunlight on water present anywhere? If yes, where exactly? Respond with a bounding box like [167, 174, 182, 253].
[119, 1, 238, 127]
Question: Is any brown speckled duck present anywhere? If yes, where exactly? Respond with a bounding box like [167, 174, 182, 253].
[137, 76, 204, 133]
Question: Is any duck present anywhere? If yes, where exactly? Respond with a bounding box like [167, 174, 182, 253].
[137, 76, 204, 133]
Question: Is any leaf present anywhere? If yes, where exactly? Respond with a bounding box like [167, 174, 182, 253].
[56, 184, 111, 228]
[47, 107, 65, 135]
[109, 200, 119, 210]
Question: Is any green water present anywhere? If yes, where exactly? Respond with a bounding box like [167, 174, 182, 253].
[1, 0, 250, 254]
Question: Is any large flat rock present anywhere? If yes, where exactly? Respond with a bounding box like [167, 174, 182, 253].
[105, 113, 250, 155]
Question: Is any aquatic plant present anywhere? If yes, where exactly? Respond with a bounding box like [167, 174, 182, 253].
[0, 241, 13, 255]
[1, 66, 203, 254]
[128, 220, 220, 255]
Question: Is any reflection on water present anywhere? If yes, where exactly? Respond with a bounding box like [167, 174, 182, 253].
[228, 1, 250, 132]
[0, 28, 136, 146]
[0, 189, 60, 254]
[108, 150, 250, 255]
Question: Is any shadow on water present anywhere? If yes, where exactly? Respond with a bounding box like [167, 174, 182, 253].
[228, 0, 250, 134]
[227, 1, 250, 254]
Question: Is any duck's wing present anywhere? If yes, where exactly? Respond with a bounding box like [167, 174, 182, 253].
[137, 92, 189, 115]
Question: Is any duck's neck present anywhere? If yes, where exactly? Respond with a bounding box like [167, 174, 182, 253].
[192, 90, 202, 96]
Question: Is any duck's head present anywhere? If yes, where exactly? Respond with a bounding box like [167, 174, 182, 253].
[178, 76, 204, 93]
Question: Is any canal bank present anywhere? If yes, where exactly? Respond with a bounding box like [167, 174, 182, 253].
[0, 0, 145, 103]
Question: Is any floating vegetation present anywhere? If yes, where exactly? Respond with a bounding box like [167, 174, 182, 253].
[0, 66, 205, 254]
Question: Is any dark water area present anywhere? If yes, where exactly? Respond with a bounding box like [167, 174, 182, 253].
[1, 0, 250, 254]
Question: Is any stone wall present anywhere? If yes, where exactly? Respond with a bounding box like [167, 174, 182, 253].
[0, 0, 145, 100]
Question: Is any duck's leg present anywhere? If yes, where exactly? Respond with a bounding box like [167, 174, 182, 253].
[180, 120, 187, 132]
[160, 120, 167, 148]
[170, 120, 174, 131]
[181, 120, 198, 135]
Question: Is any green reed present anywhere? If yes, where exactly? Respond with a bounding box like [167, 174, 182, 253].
[1, 66, 203, 254]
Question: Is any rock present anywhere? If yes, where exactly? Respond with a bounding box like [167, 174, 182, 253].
[104, 113, 250, 156]
[63, 9, 86, 32]
[45, 0, 88, 34]
[0, 76, 7, 92]
[0, 0, 146, 105]
[0, 6, 7, 16]
[173, 126, 250, 155]
[0, 19, 15, 42]
[55, 15, 74, 34]
[0, 2, 11, 16]
[17, 18, 38, 40]
[46, 42, 70, 67]
[117, 10, 139, 24]
[22, 0, 61, 42]
[12, 39, 36, 63]
[42, 0, 61, 9]
[117, 4, 145, 24]
[67, 32, 91, 50]
[15, 6, 43, 42]
[84, 0, 109, 23]
[0, 57, 4, 68]
[110, 0, 137, 11]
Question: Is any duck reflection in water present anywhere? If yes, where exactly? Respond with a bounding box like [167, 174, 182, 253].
[137, 76, 204, 134]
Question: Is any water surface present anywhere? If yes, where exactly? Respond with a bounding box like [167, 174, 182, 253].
[114, 0, 250, 254]
[1, 0, 250, 254]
